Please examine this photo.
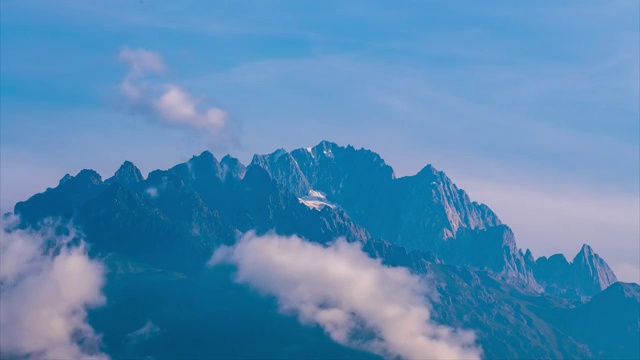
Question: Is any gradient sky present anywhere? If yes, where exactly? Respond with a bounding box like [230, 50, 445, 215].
[1, 1, 639, 282]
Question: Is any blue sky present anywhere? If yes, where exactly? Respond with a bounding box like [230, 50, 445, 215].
[1, 1, 639, 282]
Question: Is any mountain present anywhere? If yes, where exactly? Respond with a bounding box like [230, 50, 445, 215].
[255, 141, 536, 289]
[15, 168, 104, 224]
[531, 245, 618, 297]
[220, 154, 247, 180]
[14, 151, 372, 271]
[572, 244, 619, 295]
[545, 282, 640, 359]
[10, 140, 633, 359]
[251, 149, 311, 197]
[106, 161, 144, 187]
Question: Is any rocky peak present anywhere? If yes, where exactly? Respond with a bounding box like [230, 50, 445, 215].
[72, 169, 103, 186]
[523, 249, 536, 265]
[107, 161, 144, 187]
[417, 164, 443, 179]
[194, 150, 215, 162]
[170, 150, 223, 182]
[58, 174, 74, 186]
[533, 245, 618, 297]
[291, 141, 507, 278]
[14, 169, 104, 224]
[220, 155, 246, 180]
[291, 141, 396, 198]
[572, 244, 618, 295]
[313, 140, 338, 159]
[271, 148, 288, 160]
[251, 148, 292, 167]
[191, 151, 222, 171]
[251, 149, 311, 197]
[575, 244, 596, 260]
[399, 165, 502, 243]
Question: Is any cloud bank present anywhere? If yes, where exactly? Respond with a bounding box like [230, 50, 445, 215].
[118, 47, 233, 145]
[211, 232, 482, 360]
[0, 217, 107, 359]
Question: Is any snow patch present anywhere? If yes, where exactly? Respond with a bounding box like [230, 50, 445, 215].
[306, 147, 315, 159]
[299, 190, 335, 211]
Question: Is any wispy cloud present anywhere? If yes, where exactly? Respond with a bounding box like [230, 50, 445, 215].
[211, 232, 482, 360]
[118, 47, 166, 100]
[118, 47, 236, 147]
[0, 217, 107, 359]
[125, 320, 162, 345]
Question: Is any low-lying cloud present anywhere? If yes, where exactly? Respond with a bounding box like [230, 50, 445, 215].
[118, 47, 234, 145]
[211, 232, 482, 360]
[0, 217, 107, 359]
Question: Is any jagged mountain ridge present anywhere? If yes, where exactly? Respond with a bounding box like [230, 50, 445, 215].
[250, 140, 616, 295]
[15, 151, 377, 271]
[10, 140, 633, 359]
[13, 140, 617, 295]
[527, 245, 618, 298]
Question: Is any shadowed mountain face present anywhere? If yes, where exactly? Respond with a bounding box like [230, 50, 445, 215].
[11, 140, 635, 359]
[530, 245, 618, 298]
[106, 161, 144, 187]
[543, 282, 640, 360]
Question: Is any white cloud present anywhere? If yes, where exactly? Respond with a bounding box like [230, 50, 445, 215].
[118, 47, 166, 102]
[0, 217, 107, 359]
[145, 187, 159, 198]
[118, 47, 165, 75]
[155, 85, 199, 121]
[154, 85, 226, 135]
[117, 47, 230, 141]
[211, 232, 482, 360]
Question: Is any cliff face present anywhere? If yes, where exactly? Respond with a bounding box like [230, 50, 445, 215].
[250, 149, 311, 197]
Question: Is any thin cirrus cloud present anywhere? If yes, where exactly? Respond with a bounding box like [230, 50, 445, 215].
[211, 232, 482, 360]
[125, 320, 162, 346]
[0, 216, 107, 360]
[117, 47, 235, 146]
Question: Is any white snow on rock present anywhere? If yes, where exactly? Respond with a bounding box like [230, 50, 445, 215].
[298, 190, 335, 210]
[322, 148, 334, 158]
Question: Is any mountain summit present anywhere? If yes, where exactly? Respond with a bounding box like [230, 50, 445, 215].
[106, 161, 144, 187]
[572, 244, 619, 293]
[530, 244, 618, 297]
